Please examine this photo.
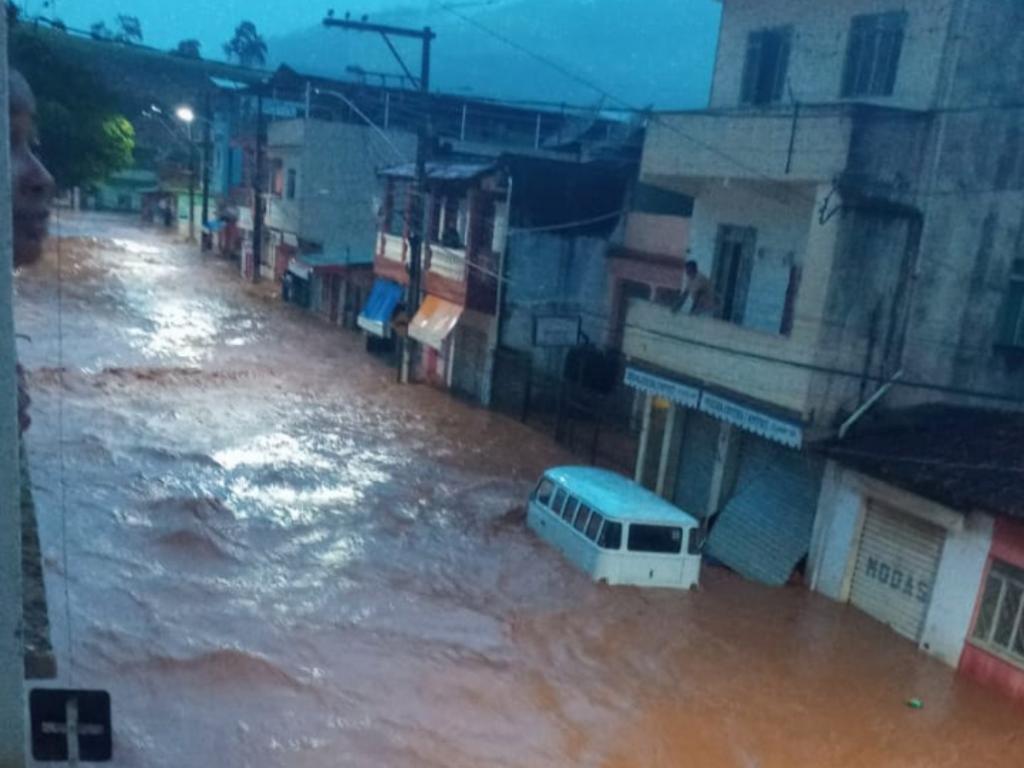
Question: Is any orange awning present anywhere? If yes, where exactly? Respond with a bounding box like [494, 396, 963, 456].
[408, 295, 463, 350]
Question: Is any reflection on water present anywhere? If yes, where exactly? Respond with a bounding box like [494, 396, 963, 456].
[14, 214, 1024, 768]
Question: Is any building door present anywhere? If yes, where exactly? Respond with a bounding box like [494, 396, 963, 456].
[849, 503, 944, 643]
[712, 225, 757, 323]
[673, 412, 718, 519]
[452, 326, 489, 403]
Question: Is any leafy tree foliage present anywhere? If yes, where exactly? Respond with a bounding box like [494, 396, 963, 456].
[223, 21, 268, 68]
[172, 39, 202, 59]
[10, 29, 135, 188]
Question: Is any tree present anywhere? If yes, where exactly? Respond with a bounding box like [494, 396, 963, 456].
[172, 39, 202, 59]
[223, 21, 267, 68]
[114, 14, 143, 44]
[10, 28, 135, 189]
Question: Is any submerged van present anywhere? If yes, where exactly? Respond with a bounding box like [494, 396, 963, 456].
[527, 466, 702, 589]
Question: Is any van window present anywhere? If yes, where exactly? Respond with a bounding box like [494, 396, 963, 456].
[573, 505, 591, 533]
[534, 479, 555, 507]
[551, 488, 568, 515]
[585, 512, 604, 541]
[627, 524, 683, 554]
[598, 521, 622, 550]
[562, 497, 579, 522]
[688, 528, 702, 555]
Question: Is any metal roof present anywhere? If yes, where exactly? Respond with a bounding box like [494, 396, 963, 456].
[380, 162, 495, 181]
[543, 466, 698, 526]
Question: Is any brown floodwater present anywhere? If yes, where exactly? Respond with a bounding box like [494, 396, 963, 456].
[15, 212, 1024, 767]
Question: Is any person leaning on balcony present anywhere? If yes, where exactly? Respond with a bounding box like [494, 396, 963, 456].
[672, 259, 717, 316]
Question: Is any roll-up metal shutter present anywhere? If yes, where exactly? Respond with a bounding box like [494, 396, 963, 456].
[850, 503, 944, 642]
[705, 435, 823, 586]
[673, 412, 718, 519]
[452, 326, 489, 403]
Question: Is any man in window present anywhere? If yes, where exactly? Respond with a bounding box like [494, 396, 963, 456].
[672, 260, 716, 316]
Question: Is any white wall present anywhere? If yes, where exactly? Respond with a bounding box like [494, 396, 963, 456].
[921, 512, 994, 666]
[712, 0, 956, 109]
[809, 462, 994, 668]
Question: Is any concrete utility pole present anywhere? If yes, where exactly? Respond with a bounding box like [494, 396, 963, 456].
[322, 16, 435, 384]
[0, 12, 29, 766]
[252, 91, 265, 281]
[201, 92, 212, 250]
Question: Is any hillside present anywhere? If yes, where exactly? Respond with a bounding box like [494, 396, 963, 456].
[267, 0, 721, 110]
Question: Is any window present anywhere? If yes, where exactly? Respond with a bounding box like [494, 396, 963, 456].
[712, 225, 757, 324]
[551, 488, 568, 516]
[627, 524, 683, 554]
[973, 562, 1024, 665]
[286, 169, 297, 200]
[740, 26, 792, 105]
[573, 505, 591, 533]
[562, 497, 578, 523]
[384, 181, 409, 238]
[585, 512, 604, 542]
[997, 259, 1024, 348]
[533, 479, 555, 507]
[271, 159, 284, 197]
[842, 12, 906, 98]
[598, 522, 622, 550]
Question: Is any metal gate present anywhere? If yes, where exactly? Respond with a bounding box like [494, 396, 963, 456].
[452, 326, 489, 403]
[673, 412, 718, 519]
[850, 503, 944, 642]
[705, 434, 823, 586]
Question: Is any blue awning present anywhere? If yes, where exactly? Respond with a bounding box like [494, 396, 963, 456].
[358, 279, 403, 337]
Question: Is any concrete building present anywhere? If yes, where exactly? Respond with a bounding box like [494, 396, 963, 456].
[624, 0, 1024, 607]
[267, 118, 416, 327]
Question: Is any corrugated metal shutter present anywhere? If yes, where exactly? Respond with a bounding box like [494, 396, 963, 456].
[706, 435, 823, 586]
[673, 412, 718, 519]
[850, 504, 944, 642]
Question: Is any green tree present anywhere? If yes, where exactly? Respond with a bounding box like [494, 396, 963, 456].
[172, 39, 202, 59]
[223, 21, 267, 67]
[89, 21, 111, 40]
[114, 14, 142, 44]
[11, 29, 135, 189]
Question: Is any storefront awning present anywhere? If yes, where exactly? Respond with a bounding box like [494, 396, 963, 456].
[287, 260, 312, 281]
[408, 295, 463, 350]
[358, 279, 404, 337]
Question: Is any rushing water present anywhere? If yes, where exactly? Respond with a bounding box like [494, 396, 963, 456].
[15, 212, 1023, 767]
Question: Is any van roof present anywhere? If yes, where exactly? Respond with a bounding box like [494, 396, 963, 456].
[543, 466, 699, 526]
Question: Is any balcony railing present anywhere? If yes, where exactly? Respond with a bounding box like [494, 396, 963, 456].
[427, 244, 467, 282]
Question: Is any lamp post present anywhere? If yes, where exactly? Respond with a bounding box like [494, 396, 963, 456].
[175, 106, 197, 243]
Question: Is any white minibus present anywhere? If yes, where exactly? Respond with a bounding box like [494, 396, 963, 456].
[527, 466, 701, 589]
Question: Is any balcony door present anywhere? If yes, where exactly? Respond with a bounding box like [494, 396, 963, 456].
[712, 225, 757, 324]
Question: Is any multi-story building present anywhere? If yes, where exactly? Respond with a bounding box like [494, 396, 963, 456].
[623, 0, 1024, 693]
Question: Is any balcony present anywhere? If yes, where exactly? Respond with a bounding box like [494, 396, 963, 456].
[622, 300, 817, 419]
[427, 244, 467, 282]
[374, 232, 409, 285]
[642, 103, 931, 194]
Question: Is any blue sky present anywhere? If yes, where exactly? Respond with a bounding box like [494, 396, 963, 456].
[26, 0, 405, 53]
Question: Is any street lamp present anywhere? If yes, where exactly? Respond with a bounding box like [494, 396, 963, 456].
[175, 105, 197, 242]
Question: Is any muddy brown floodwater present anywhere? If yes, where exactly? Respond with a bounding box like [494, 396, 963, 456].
[14, 212, 1024, 767]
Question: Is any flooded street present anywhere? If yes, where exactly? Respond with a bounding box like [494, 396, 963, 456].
[15, 212, 1023, 766]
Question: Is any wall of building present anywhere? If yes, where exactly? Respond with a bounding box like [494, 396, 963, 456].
[959, 517, 1024, 704]
[711, 0, 956, 109]
[300, 120, 416, 265]
[624, 212, 688, 257]
[809, 463, 993, 667]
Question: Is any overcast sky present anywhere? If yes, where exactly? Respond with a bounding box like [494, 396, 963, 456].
[28, 0, 411, 54]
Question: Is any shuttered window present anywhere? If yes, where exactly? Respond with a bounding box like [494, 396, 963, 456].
[841, 12, 906, 98]
[740, 26, 792, 105]
[973, 561, 1024, 667]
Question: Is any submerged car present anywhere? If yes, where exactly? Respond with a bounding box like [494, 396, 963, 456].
[527, 466, 702, 589]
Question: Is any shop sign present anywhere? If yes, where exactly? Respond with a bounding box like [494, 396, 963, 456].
[699, 392, 803, 448]
[624, 367, 700, 408]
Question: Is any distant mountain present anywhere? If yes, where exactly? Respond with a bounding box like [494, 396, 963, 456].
[267, 0, 721, 110]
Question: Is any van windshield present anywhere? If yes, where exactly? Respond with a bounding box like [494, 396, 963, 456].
[627, 524, 683, 554]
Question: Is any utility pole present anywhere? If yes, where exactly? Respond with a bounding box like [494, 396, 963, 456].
[323, 16, 435, 384]
[0, 12, 28, 765]
[201, 91, 212, 251]
[187, 119, 196, 243]
[251, 91, 265, 282]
